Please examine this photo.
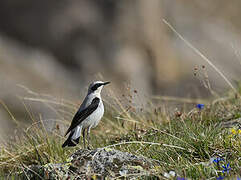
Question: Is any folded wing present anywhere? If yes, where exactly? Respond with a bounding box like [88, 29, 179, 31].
[64, 97, 100, 136]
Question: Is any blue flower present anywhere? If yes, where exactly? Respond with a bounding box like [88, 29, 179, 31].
[222, 163, 231, 173]
[216, 176, 224, 180]
[177, 178, 186, 180]
[213, 157, 224, 164]
[196, 104, 204, 110]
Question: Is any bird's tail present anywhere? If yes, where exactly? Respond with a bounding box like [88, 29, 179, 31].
[62, 131, 80, 148]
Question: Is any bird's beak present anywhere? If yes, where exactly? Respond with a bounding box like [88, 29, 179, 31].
[103, 81, 110, 86]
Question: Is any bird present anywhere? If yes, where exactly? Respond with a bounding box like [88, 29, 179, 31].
[62, 81, 110, 148]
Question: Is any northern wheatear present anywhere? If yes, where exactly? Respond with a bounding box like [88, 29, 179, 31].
[62, 81, 110, 148]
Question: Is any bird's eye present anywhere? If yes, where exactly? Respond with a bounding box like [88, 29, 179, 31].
[91, 84, 102, 91]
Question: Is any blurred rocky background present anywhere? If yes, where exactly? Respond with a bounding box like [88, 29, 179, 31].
[0, 0, 241, 140]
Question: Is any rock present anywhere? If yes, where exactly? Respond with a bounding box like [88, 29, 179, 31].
[19, 148, 158, 179]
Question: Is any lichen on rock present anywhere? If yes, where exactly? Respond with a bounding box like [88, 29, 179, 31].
[20, 148, 158, 179]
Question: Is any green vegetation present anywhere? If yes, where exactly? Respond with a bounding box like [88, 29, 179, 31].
[0, 85, 240, 179]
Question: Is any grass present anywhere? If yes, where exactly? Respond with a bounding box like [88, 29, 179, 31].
[1, 23, 241, 177]
[162, 18, 238, 94]
[0, 83, 240, 179]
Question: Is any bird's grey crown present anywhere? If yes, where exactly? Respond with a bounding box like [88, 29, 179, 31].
[88, 81, 110, 93]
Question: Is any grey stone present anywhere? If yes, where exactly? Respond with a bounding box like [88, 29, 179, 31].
[20, 148, 157, 179]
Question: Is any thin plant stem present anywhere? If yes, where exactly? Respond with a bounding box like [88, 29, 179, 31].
[162, 19, 238, 94]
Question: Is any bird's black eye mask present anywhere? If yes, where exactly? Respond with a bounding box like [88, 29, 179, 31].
[91, 83, 103, 91]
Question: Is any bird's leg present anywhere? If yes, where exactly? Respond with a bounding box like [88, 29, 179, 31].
[87, 127, 91, 150]
[82, 128, 86, 149]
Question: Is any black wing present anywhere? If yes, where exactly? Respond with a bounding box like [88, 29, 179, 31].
[64, 97, 100, 136]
